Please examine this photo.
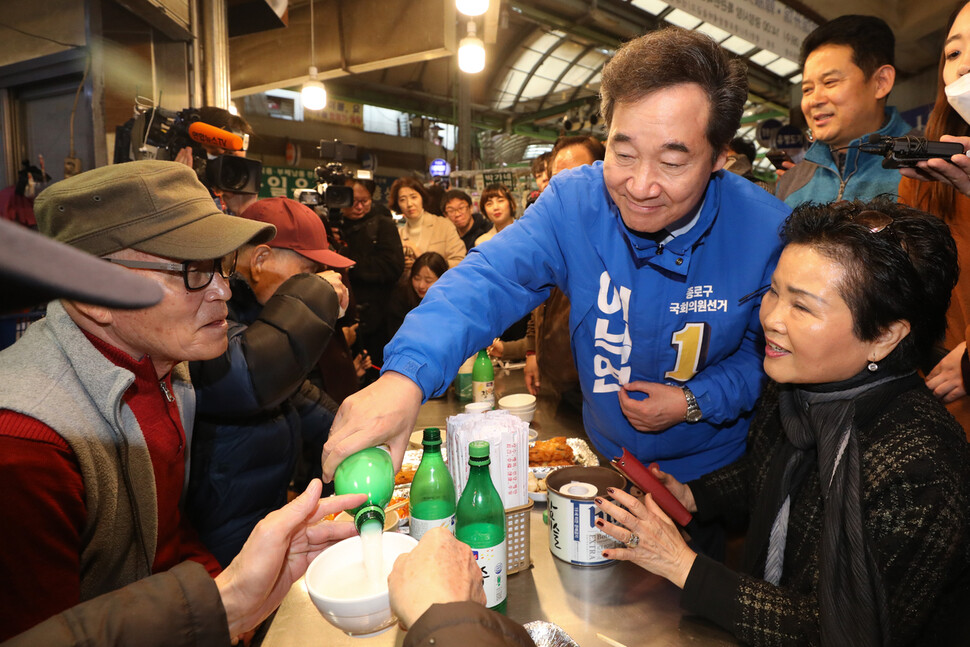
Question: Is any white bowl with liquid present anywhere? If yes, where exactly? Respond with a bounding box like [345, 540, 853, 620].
[305, 532, 418, 636]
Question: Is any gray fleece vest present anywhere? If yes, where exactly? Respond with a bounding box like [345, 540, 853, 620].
[0, 300, 196, 601]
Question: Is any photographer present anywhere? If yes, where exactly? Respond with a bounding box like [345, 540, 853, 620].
[337, 178, 406, 369]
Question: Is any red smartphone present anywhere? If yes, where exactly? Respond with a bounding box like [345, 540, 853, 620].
[610, 448, 692, 527]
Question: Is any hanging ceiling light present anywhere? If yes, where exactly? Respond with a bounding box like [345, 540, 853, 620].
[301, 0, 327, 110]
[457, 0, 488, 17]
[458, 21, 485, 74]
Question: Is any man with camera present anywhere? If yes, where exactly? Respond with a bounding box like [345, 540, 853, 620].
[170, 107, 263, 216]
[776, 15, 910, 205]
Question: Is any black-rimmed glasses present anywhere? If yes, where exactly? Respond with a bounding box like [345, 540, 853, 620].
[107, 251, 238, 291]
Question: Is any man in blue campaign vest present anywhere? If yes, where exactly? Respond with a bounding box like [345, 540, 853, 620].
[322, 28, 790, 550]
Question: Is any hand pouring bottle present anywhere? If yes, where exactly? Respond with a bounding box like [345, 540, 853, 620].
[334, 446, 394, 534]
[456, 440, 507, 613]
[409, 428, 456, 540]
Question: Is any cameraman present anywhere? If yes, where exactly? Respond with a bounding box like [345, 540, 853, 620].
[337, 179, 405, 370]
[175, 107, 259, 216]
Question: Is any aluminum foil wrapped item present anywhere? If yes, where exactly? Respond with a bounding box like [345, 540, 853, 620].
[523, 621, 580, 647]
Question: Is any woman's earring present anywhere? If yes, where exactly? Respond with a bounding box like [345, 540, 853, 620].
[868, 360, 879, 372]
[805, 128, 814, 143]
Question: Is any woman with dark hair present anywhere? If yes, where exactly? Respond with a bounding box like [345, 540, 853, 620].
[595, 200, 970, 646]
[475, 184, 517, 247]
[898, 0, 970, 435]
[389, 177, 465, 275]
[385, 252, 449, 342]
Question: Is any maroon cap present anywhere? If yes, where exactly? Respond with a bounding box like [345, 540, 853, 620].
[240, 197, 354, 269]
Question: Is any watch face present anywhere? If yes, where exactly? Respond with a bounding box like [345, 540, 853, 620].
[686, 408, 702, 423]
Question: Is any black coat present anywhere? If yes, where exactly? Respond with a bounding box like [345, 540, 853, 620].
[339, 210, 405, 364]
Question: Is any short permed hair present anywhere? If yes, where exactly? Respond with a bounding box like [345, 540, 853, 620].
[389, 177, 430, 213]
[599, 27, 747, 153]
[782, 199, 958, 370]
[800, 15, 895, 80]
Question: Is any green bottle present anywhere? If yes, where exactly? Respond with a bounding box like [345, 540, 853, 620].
[409, 428, 456, 540]
[334, 446, 394, 534]
[456, 440, 507, 613]
[471, 350, 495, 405]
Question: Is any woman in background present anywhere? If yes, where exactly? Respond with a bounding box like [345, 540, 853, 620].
[385, 252, 449, 342]
[898, 0, 970, 436]
[390, 178, 465, 276]
[474, 184, 517, 246]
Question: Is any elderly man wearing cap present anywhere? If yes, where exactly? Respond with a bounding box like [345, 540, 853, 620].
[186, 196, 354, 566]
[0, 160, 276, 640]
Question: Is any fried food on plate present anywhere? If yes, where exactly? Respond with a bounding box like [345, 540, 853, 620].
[529, 436, 574, 467]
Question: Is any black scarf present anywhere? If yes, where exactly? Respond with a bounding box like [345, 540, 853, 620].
[743, 366, 919, 647]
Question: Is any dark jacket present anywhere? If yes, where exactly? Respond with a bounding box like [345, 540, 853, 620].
[682, 378, 970, 646]
[0, 562, 229, 647]
[187, 273, 339, 566]
[404, 601, 536, 647]
[339, 210, 405, 365]
[460, 212, 492, 251]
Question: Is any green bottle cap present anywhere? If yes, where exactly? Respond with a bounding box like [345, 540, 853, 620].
[354, 505, 386, 533]
[422, 428, 442, 446]
[469, 440, 490, 461]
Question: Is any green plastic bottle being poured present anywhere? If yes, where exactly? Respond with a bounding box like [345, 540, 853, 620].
[334, 446, 394, 534]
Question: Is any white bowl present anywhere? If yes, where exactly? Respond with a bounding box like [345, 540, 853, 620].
[498, 393, 536, 410]
[509, 409, 535, 423]
[464, 401, 493, 413]
[305, 533, 418, 636]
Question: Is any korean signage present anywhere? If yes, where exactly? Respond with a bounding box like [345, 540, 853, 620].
[258, 165, 318, 200]
[307, 100, 364, 129]
[481, 170, 518, 190]
[664, 0, 816, 63]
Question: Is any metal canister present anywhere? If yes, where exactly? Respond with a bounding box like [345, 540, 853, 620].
[546, 466, 626, 566]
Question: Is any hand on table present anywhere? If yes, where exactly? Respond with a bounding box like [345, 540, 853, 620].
[317, 270, 350, 318]
[321, 371, 424, 480]
[388, 528, 486, 629]
[216, 479, 366, 640]
[899, 135, 970, 196]
[618, 382, 687, 433]
[925, 342, 968, 404]
[524, 354, 540, 396]
[595, 488, 696, 588]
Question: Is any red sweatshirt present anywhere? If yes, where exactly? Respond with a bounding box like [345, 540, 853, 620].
[0, 333, 220, 640]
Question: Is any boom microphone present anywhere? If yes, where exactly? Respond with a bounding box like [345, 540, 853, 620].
[187, 122, 249, 152]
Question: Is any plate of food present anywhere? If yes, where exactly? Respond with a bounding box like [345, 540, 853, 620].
[527, 436, 598, 500]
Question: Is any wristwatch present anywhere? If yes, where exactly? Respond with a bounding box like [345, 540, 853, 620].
[682, 385, 702, 423]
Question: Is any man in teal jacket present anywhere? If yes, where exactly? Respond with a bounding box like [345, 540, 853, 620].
[777, 15, 910, 206]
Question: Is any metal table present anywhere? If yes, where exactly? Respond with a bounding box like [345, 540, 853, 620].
[261, 367, 738, 646]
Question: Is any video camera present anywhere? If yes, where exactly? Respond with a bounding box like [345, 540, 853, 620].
[114, 106, 262, 194]
[859, 134, 965, 169]
[294, 139, 359, 210]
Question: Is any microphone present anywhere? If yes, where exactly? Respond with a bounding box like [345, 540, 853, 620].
[187, 122, 248, 152]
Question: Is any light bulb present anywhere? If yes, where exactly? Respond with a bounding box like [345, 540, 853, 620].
[458, 36, 485, 73]
[301, 66, 327, 110]
[456, 0, 488, 16]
